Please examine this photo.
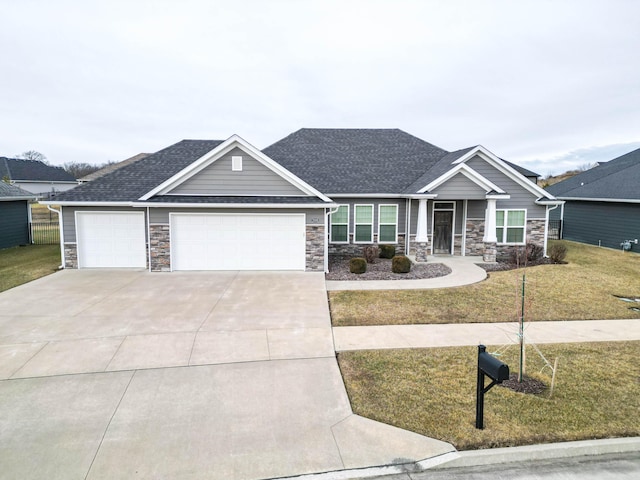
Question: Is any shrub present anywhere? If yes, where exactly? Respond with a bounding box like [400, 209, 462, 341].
[391, 255, 411, 274]
[510, 243, 544, 266]
[548, 243, 568, 263]
[379, 244, 396, 259]
[350, 257, 367, 274]
[362, 246, 379, 263]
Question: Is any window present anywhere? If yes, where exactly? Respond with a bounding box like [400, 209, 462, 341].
[354, 204, 373, 243]
[330, 205, 349, 243]
[496, 209, 526, 244]
[378, 204, 398, 243]
[232, 156, 243, 171]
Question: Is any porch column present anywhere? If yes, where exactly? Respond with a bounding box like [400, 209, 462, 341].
[416, 199, 428, 242]
[483, 198, 497, 243]
[483, 198, 497, 262]
[415, 198, 429, 262]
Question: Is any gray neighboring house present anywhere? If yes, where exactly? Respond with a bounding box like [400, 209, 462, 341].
[0, 157, 77, 196]
[42, 129, 560, 272]
[547, 147, 640, 251]
[0, 182, 37, 249]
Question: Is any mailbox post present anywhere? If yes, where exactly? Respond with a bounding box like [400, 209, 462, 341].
[476, 345, 509, 429]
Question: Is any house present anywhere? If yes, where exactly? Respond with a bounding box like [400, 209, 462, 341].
[0, 182, 37, 249]
[547, 147, 640, 251]
[78, 153, 150, 183]
[0, 157, 78, 196]
[41, 129, 560, 271]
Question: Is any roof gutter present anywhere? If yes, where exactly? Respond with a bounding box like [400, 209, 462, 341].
[554, 196, 640, 204]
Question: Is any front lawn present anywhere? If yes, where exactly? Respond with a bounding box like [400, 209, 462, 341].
[329, 241, 640, 326]
[338, 341, 640, 450]
[0, 245, 61, 292]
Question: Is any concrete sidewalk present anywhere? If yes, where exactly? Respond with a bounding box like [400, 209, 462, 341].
[333, 319, 640, 351]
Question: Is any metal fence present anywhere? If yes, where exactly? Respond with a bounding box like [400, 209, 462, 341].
[548, 219, 562, 240]
[30, 222, 60, 245]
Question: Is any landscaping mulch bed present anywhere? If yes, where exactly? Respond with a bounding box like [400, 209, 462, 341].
[326, 256, 452, 281]
[499, 373, 547, 395]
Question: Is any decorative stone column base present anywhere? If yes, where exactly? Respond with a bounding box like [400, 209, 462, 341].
[482, 242, 497, 263]
[415, 242, 429, 263]
[149, 224, 171, 272]
[64, 244, 78, 269]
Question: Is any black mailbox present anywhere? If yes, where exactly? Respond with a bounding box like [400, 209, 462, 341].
[476, 345, 509, 429]
[478, 347, 509, 383]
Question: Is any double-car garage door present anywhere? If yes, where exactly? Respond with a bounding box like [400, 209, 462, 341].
[75, 212, 306, 271]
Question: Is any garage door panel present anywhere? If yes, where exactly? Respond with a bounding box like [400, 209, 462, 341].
[76, 212, 146, 268]
[171, 214, 305, 271]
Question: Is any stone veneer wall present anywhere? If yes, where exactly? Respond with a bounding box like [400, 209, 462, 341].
[149, 224, 171, 272]
[328, 234, 406, 257]
[64, 243, 78, 269]
[465, 220, 485, 256]
[305, 225, 325, 272]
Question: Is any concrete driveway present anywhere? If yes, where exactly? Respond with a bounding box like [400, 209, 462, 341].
[0, 270, 453, 480]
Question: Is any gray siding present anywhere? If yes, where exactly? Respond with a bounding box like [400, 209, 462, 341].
[467, 200, 486, 218]
[149, 207, 325, 225]
[466, 156, 546, 217]
[561, 201, 640, 251]
[0, 201, 29, 248]
[432, 173, 487, 199]
[169, 147, 305, 196]
[62, 206, 148, 242]
[331, 198, 407, 235]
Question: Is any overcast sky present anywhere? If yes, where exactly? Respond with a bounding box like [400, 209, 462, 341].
[1, 0, 639, 176]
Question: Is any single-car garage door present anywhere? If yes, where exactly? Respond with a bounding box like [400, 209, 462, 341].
[171, 213, 306, 271]
[76, 212, 146, 268]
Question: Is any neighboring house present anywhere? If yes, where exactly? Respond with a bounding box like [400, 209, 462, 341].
[41, 129, 560, 272]
[0, 182, 37, 249]
[547, 147, 640, 251]
[0, 157, 78, 196]
[78, 153, 150, 183]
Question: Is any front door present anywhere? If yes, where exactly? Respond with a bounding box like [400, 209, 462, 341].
[433, 211, 453, 254]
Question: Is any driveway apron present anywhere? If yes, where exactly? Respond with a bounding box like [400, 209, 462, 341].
[0, 270, 453, 480]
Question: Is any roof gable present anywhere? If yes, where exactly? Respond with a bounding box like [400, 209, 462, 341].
[419, 163, 505, 195]
[1, 157, 76, 182]
[141, 135, 331, 202]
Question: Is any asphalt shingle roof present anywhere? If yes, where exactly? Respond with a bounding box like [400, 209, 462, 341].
[0, 181, 37, 199]
[51, 129, 541, 203]
[547, 147, 640, 200]
[262, 128, 450, 194]
[0, 157, 76, 182]
[79, 153, 150, 182]
[53, 140, 224, 202]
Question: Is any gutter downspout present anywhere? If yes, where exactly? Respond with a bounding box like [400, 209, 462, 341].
[47, 204, 65, 269]
[544, 204, 560, 257]
[325, 206, 341, 273]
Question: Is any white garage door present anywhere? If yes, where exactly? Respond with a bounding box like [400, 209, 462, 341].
[76, 212, 146, 268]
[171, 213, 306, 271]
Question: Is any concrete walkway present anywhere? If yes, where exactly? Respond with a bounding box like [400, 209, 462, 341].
[325, 255, 488, 291]
[334, 319, 640, 351]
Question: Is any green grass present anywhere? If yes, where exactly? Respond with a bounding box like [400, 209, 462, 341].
[338, 341, 640, 450]
[0, 245, 61, 292]
[329, 241, 640, 326]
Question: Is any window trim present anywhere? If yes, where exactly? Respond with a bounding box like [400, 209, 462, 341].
[496, 209, 527, 245]
[329, 204, 350, 244]
[354, 204, 374, 244]
[377, 204, 398, 244]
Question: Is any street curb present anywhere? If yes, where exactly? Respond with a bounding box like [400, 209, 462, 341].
[268, 437, 640, 480]
[430, 436, 640, 470]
